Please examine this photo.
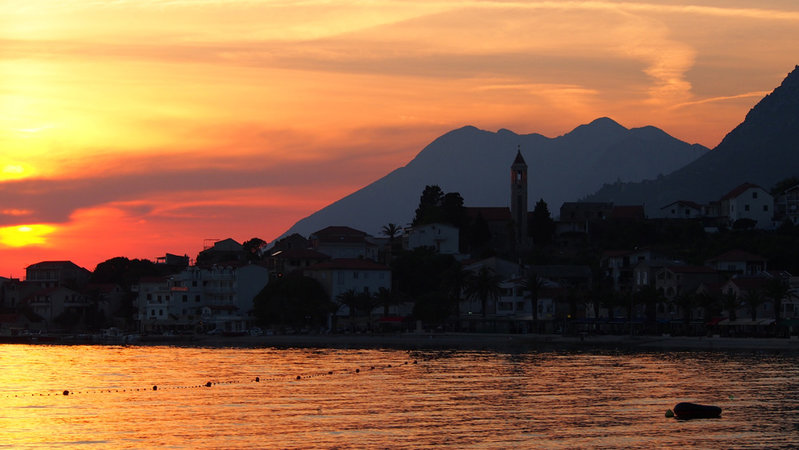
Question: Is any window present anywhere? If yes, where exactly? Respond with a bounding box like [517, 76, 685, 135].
[753, 192, 758, 199]
[764, 205, 769, 212]
[353, 271, 359, 279]
[195, 295, 201, 302]
[182, 295, 188, 303]
[745, 204, 750, 211]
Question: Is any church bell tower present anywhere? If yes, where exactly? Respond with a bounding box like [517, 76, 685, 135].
[510, 146, 528, 247]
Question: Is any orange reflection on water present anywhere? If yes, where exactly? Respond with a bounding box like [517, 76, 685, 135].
[1, 344, 799, 448]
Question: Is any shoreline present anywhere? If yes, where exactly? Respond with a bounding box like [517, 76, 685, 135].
[5, 332, 799, 352]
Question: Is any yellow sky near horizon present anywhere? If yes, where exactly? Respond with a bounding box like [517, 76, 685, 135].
[1, 0, 798, 276]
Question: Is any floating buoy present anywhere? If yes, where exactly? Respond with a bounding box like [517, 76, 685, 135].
[153, 385, 158, 391]
[672, 402, 722, 420]
[205, 382, 212, 387]
[665, 409, 674, 418]
[296, 375, 301, 380]
[355, 369, 360, 373]
[63, 390, 69, 396]
[255, 377, 260, 382]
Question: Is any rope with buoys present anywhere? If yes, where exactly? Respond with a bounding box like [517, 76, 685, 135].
[2, 360, 419, 399]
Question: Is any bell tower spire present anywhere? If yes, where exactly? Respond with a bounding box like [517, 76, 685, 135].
[510, 145, 528, 247]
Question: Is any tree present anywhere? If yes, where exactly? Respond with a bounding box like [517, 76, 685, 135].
[770, 176, 799, 197]
[765, 277, 790, 326]
[635, 286, 663, 326]
[441, 262, 470, 321]
[522, 271, 546, 323]
[242, 238, 267, 262]
[336, 289, 378, 318]
[441, 192, 467, 228]
[672, 293, 697, 325]
[529, 198, 555, 245]
[742, 289, 765, 322]
[719, 292, 739, 323]
[252, 274, 334, 327]
[91, 257, 162, 289]
[374, 287, 399, 317]
[382, 223, 401, 257]
[413, 185, 445, 226]
[464, 266, 502, 318]
[467, 212, 492, 254]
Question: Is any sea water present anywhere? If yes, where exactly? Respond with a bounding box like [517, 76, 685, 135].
[1, 344, 798, 448]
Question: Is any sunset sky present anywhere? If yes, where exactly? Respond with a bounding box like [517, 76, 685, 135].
[2, 0, 798, 277]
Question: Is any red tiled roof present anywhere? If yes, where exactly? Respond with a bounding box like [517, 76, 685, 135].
[720, 183, 763, 201]
[660, 200, 704, 210]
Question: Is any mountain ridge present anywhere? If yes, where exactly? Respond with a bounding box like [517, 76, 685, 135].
[584, 65, 799, 213]
[280, 117, 709, 238]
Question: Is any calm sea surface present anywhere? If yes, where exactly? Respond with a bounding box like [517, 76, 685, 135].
[1, 343, 798, 448]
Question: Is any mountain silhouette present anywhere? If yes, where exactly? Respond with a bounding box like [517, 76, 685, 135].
[585, 66, 799, 214]
[281, 117, 708, 238]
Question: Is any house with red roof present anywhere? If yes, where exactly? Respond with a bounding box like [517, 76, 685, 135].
[660, 200, 706, 219]
[718, 182, 774, 229]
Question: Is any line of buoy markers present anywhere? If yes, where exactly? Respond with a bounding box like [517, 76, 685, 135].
[3, 360, 418, 399]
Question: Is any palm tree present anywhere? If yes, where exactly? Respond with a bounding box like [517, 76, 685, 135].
[765, 277, 790, 326]
[336, 289, 360, 317]
[672, 293, 697, 325]
[381, 223, 401, 263]
[464, 266, 502, 318]
[441, 262, 469, 321]
[522, 271, 546, 323]
[374, 287, 397, 317]
[743, 289, 765, 322]
[719, 292, 739, 323]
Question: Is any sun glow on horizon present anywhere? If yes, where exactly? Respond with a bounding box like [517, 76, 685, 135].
[0, 224, 56, 248]
[0, 0, 797, 276]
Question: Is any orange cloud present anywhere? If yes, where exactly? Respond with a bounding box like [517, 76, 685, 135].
[1, 0, 798, 276]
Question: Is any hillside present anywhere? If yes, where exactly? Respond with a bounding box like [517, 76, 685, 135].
[585, 66, 799, 214]
[281, 117, 708, 238]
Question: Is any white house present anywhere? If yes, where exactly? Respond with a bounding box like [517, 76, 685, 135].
[25, 286, 90, 328]
[660, 200, 705, 219]
[135, 263, 269, 333]
[407, 223, 459, 254]
[719, 183, 774, 229]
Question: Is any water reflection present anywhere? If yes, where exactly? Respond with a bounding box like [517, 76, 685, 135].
[1, 345, 799, 448]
